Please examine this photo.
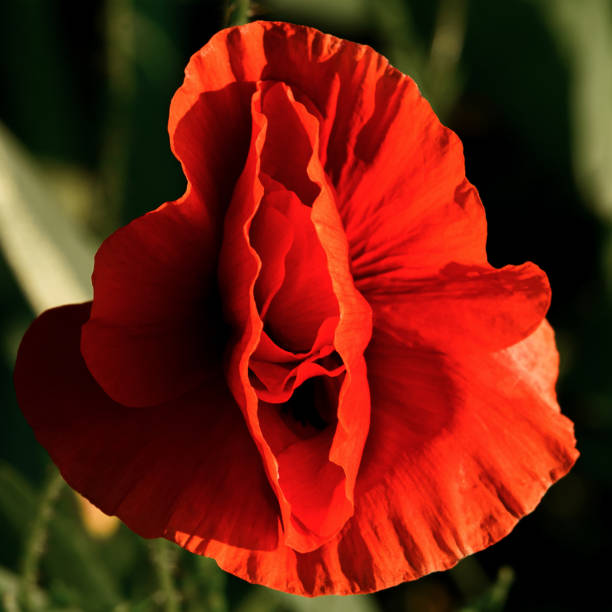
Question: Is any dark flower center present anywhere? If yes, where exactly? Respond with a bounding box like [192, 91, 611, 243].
[281, 376, 333, 432]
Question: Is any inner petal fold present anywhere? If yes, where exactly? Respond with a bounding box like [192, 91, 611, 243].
[252, 179, 339, 353]
[219, 79, 372, 553]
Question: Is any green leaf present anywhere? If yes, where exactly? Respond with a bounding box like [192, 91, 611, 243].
[0, 122, 96, 314]
[225, 0, 251, 26]
[538, 0, 612, 221]
[459, 566, 514, 612]
[236, 585, 381, 612]
[370, 0, 427, 89]
[185, 556, 228, 612]
[264, 0, 369, 30]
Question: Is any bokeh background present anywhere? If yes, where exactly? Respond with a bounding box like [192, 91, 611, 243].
[0, 1, 609, 610]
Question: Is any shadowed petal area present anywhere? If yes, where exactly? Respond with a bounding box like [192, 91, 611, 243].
[168, 321, 577, 596]
[170, 79, 254, 228]
[15, 303, 280, 551]
[81, 195, 218, 407]
[366, 262, 551, 353]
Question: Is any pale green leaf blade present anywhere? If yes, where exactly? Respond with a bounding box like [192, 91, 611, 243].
[0, 122, 96, 314]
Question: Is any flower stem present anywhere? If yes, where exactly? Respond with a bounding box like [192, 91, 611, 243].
[224, 0, 250, 27]
[149, 539, 180, 612]
[17, 465, 64, 611]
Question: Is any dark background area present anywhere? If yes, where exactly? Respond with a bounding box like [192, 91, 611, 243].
[0, 1, 609, 610]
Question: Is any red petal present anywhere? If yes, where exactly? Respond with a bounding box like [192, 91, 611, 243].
[367, 262, 551, 352]
[169, 59, 254, 227]
[218, 79, 372, 553]
[336, 94, 487, 286]
[250, 319, 343, 404]
[495, 318, 561, 412]
[81, 196, 217, 407]
[254, 181, 338, 353]
[349, 180, 487, 291]
[346, 322, 578, 588]
[172, 22, 486, 285]
[170, 320, 576, 596]
[14, 303, 280, 550]
[250, 201, 294, 319]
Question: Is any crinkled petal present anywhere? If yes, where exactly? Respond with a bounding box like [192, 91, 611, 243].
[15, 303, 280, 550]
[172, 22, 486, 287]
[344, 321, 578, 588]
[168, 320, 577, 596]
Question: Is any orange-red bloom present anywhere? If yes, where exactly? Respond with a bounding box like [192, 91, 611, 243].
[14, 21, 578, 596]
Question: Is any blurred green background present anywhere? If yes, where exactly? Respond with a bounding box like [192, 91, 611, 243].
[0, 0, 609, 610]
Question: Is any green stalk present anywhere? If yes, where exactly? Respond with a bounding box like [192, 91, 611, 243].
[17, 466, 64, 611]
[424, 0, 468, 118]
[149, 539, 180, 612]
[225, 0, 250, 27]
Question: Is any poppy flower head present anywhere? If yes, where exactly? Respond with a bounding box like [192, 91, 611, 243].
[14, 21, 578, 596]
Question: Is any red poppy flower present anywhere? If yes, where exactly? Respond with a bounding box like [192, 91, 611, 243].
[14, 21, 578, 596]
